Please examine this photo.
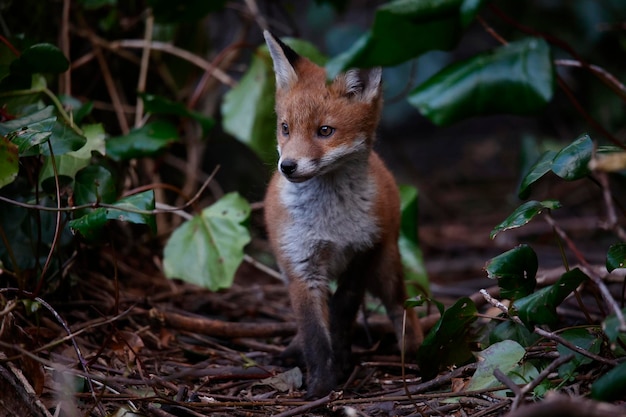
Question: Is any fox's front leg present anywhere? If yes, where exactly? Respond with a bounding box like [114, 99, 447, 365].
[288, 277, 337, 398]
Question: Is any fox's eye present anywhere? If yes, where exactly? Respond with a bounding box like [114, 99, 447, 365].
[318, 125, 335, 138]
[281, 123, 289, 136]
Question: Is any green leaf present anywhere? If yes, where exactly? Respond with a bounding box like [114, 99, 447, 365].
[69, 191, 156, 239]
[591, 361, 626, 401]
[602, 308, 626, 355]
[607, 243, 626, 272]
[10, 44, 69, 75]
[490, 321, 540, 347]
[0, 136, 19, 188]
[557, 328, 602, 381]
[551, 133, 593, 180]
[0, 107, 56, 154]
[0, 106, 86, 156]
[467, 340, 537, 394]
[73, 164, 117, 219]
[106, 121, 178, 160]
[485, 244, 538, 300]
[491, 200, 561, 239]
[460, 0, 488, 27]
[417, 297, 477, 380]
[398, 185, 428, 296]
[518, 150, 557, 199]
[163, 192, 251, 291]
[408, 38, 554, 126]
[513, 268, 589, 327]
[148, 0, 227, 22]
[59, 95, 93, 125]
[39, 123, 107, 191]
[326, 0, 465, 75]
[222, 39, 326, 165]
[140, 93, 214, 135]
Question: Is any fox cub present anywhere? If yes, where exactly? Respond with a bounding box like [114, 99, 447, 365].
[263, 31, 423, 398]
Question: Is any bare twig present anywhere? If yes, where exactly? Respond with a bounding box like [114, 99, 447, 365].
[504, 392, 626, 417]
[533, 327, 617, 366]
[60, 0, 71, 97]
[135, 12, 154, 128]
[555, 59, 626, 103]
[244, 0, 269, 32]
[544, 213, 626, 331]
[480, 289, 525, 326]
[272, 391, 341, 417]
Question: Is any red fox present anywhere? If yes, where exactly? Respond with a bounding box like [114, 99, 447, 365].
[262, 31, 424, 398]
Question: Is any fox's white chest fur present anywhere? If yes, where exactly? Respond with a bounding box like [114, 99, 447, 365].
[278, 160, 380, 280]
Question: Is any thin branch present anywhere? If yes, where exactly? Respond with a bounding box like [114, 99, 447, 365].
[135, 12, 154, 128]
[110, 39, 236, 87]
[244, 0, 269, 32]
[544, 213, 626, 331]
[534, 327, 617, 366]
[480, 289, 524, 326]
[272, 391, 341, 417]
[92, 42, 130, 134]
[555, 59, 626, 103]
[60, 0, 71, 97]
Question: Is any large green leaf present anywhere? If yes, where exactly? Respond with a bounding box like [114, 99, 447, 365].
[489, 321, 539, 347]
[163, 192, 251, 291]
[69, 191, 156, 240]
[557, 328, 602, 381]
[518, 150, 557, 199]
[72, 164, 117, 219]
[140, 93, 214, 135]
[467, 340, 538, 395]
[602, 308, 626, 356]
[408, 38, 554, 126]
[0, 136, 18, 188]
[417, 297, 477, 380]
[591, 361, 626, 401]
[39, 123, 107, 191]
[326, 0, 474, 75]
[485, 244, 538, 300]
[491, 200, 561, 239]
[551, 133, 593, 180]
[10, 43, 69, 75]
[398, 185, 428, 296]
[0, 106, 86, 156]
[106, 120, 178, 160]
[607, 243, 626, 272]
[512, 268, 589, 327]
[222, 39, 326, 165]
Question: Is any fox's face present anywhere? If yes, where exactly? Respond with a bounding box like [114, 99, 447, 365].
[265, 32, 383, 183]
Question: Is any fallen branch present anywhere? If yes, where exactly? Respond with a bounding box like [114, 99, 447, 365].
[150, 308, 296, 338]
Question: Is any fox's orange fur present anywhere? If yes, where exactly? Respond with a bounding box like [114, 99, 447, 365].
[263, 31, 423, 398]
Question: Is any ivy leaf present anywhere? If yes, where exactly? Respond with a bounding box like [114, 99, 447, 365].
[72, 164, 117, 219]
[69, 191, 156, 240]
[0, 107, 56, 154]
[0, 137, 19, 188]
[39, 123, 107, 191]
[591, 361, 626, 401]
[398, 185, 428, 296]
[408, 38, 554, 126]
[417, 297, 477, 380]
[106, 121, 178, 160]
[467, 340, 538, 396]
[557, 328, 602, 381]
[607, 243, 626, 272]
[512, 268, 589, 327]
[163, 193, 251, 291]
[518, 150, 557, 199]
[491, 200, 561, 239]
[490, 321, 540, 347]
[551, 133, 593, 180]
[327, 0, 467, 75]
[140, 93, 215, 135]
[222, 39, 326, 165]
[10, 43, 69, 75]
[485, 244, 538, 300]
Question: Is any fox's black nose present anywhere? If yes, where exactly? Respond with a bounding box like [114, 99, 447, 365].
[280, 159, 298, 176]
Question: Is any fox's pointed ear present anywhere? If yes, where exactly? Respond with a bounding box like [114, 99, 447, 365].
[264, 30, 299, 90]
[339, 67, 382, 103]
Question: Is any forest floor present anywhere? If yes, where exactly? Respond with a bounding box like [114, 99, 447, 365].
[3, 130, 626, 417]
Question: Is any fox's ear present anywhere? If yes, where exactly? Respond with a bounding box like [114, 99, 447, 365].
[264, 30, 299, 90]
[339, 67, 382, 103]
